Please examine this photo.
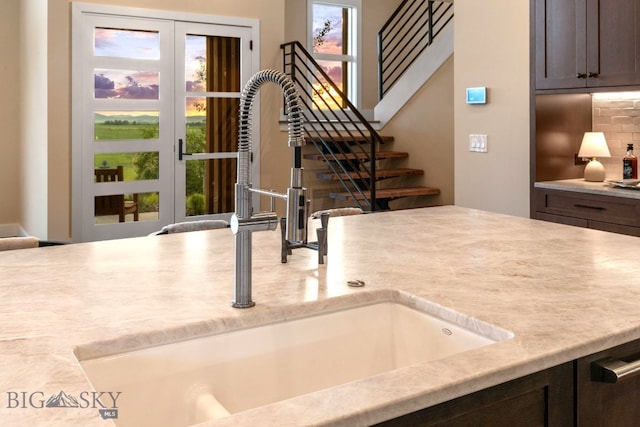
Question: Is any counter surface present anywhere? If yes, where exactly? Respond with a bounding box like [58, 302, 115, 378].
[1, 206, 639, 426]
[535, 178, 640, 199]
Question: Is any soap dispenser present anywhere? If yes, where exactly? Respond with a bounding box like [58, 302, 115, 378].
[623, 143, 637, 179]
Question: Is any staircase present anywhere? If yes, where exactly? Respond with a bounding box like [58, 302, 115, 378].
[303, 134, 439, 210]
[280, 0, 452, 212]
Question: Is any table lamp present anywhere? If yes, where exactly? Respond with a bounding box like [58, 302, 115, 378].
[578, 132, 610, 182]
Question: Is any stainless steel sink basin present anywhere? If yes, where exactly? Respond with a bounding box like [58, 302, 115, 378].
[76, 290, 513, 427]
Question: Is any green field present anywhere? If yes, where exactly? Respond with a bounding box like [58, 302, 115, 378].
[94, 122, 160, 181]
[94, 123, 159, 141]
[94, 121, 205, 187]
[94, 153, 138, 181]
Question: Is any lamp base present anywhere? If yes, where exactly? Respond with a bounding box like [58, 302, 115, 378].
[584, 159, 606, 182]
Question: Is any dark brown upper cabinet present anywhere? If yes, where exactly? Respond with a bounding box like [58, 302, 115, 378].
[535, 0, 640, 90]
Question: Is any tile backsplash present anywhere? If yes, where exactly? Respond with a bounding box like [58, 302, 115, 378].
[592, 93, 640, 179]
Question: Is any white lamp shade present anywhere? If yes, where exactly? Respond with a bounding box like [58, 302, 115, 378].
[578, 132, 611, 158]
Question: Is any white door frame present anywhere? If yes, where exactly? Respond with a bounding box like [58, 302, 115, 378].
[71, 3, 260, 242]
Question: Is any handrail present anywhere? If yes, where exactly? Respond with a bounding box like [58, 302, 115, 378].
[281, 41, 387, 211]
[378, 0, 453, 99]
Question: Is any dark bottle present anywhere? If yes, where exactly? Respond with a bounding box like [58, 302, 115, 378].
[623, 143, 638, 179]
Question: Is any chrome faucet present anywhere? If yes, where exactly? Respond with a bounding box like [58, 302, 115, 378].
[231, 69, 325, 309]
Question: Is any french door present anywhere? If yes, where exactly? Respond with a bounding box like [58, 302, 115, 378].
[174, 22, 252, 223]
[72, 5, 257, 242]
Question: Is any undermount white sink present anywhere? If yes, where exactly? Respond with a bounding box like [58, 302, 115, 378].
[76, 290, 513, 427]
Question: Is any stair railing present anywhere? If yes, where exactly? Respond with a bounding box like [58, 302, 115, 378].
[282, 41, 387, 211]
[378, 0, 453, 99]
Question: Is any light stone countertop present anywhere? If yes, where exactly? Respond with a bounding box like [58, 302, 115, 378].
[535, 178, 640, 199]
[1, 206, 640, 426]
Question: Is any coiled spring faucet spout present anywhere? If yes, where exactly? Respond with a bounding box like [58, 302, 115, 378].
[231, 70, 307, 308]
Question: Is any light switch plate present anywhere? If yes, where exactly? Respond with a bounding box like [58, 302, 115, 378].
[469, 134, 488, 153]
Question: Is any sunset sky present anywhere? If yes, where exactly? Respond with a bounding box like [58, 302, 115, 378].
[313, 3, 343, 54]
[94, 28, 160, 60]
[94, 28, 207, 116]
[92, 10, 347, 112]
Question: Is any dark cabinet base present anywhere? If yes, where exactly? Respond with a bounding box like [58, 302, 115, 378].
[534, 187, 640, 237]
[376, 337, 640, 426]
[577, 340, 640, 426]
[374, 363, 574, 427]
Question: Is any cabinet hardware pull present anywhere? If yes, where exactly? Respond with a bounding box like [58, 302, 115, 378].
[592, 357, 640, 383]
[573, 204, 605, 211]
[576, 73, 587, 79]
[588, 72, 599, 78]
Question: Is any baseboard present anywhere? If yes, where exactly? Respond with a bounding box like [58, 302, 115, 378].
[0, 224, 29, 238]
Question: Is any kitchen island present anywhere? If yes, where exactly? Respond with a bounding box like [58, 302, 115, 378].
[1, 206, 639, 426]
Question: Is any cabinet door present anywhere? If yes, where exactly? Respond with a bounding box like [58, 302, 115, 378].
[374, 363, 574, 427]
[586, 0, 640, 87]
[577, 339, 640, 426]
[535, 0, 588, 90]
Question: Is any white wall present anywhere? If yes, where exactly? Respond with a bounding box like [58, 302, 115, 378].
[0, 0, 20, 227]
[20, 0, 49, 238]
[454, 0, 531, 217]
[382, 57, 455, 208]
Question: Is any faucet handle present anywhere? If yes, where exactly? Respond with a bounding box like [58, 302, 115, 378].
[231, 212, 278, 234]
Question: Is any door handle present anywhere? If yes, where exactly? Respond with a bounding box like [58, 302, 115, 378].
[178, 139, 192, 161]
[592, 357, 640, 383]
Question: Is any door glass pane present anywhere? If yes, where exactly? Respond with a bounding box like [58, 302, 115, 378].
[183, 96, 238, 216]
[181, 33, 241, 218]
[94, 152, 159, 181]
[94, 28, 160, 59]
[185, 159, 236, 216]
[95, 69, 159, 99]
[185, 97, 239, 153]
[186, 97, 206, 141]
[94, 112, 159, 141]
[185, 35, 240, 92]
[94, 192, 159, 224]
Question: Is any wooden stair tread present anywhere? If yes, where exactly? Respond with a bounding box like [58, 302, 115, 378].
[316, 168, 424, 180]
[330, 186, 440, 201]
[306, 134, 394, 144]
[303, 151, 409, 161]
